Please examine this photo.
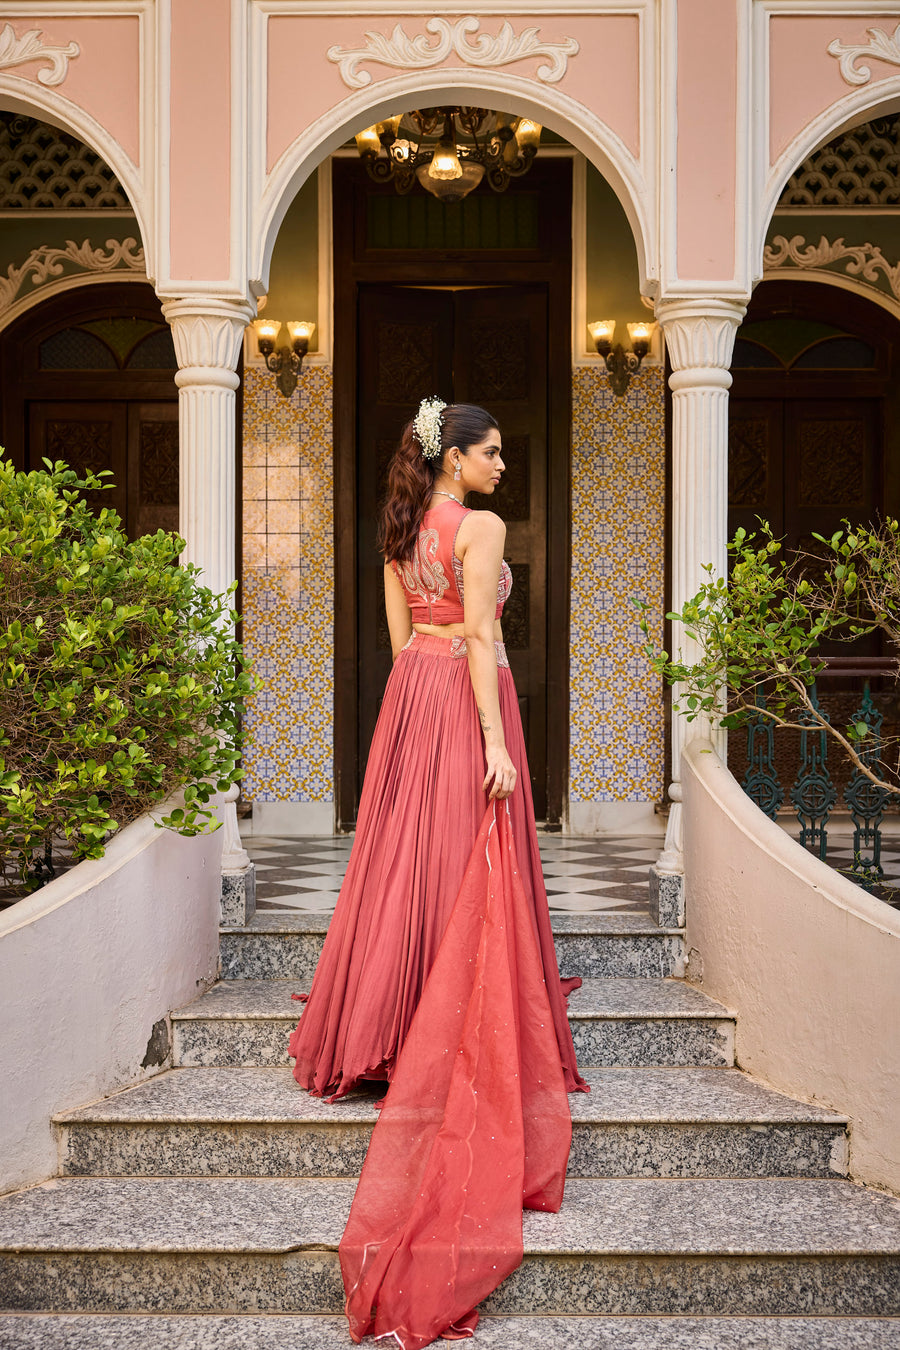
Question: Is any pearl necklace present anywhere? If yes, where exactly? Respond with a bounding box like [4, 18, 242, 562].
[430, 489, 464, 505]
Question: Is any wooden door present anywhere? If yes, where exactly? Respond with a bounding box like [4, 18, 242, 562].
[455, 286, 548, 808]
[357, 285, 454, 776]
[27, 400, 179, 539]
[1, 283, 182, 544]
[728, 400, 784, 542]
[784, 398, 880, 554]
[29, 401, 129, 520]
[334, 158, 572, 832]
[355, 283, 551, 816]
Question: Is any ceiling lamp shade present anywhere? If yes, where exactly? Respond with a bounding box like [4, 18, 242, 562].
[353, 107, 542, 201]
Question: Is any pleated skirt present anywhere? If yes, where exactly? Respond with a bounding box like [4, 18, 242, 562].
[288, 631, 586, 1100]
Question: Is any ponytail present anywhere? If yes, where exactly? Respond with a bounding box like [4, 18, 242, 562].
[377, 402, 499, 562]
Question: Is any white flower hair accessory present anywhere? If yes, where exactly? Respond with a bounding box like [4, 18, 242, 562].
[413, 397, 447, 461]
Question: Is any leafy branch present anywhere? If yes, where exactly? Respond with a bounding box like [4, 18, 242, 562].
[635, 520, 900, 797]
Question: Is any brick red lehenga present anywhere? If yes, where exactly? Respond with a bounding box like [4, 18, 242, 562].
[288, 499, 587, 1349]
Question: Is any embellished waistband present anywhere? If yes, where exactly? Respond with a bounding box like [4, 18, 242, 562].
[401, 631, 510, 668]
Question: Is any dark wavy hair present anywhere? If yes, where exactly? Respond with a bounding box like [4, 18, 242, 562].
[377, 402, 500, 562]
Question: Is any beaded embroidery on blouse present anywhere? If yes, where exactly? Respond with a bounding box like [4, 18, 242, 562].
[395, 528, 448, 611]
[450, 635, 510, 668]
[451, 549, 513, 610]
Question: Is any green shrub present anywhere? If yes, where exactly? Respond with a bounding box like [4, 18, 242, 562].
[0, 451, 253, 893]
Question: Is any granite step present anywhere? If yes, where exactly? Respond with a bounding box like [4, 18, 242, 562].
[218, 911, 685, 982]
[1, 1314, 899, 1349]
[1, 1176, 898, 1315]
[55, 1065, 848, 1181]
[171, 977, 728, 1069]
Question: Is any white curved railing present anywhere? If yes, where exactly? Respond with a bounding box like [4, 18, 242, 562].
[682, 739, 900, 1194]
[0, 804, 223, 1195]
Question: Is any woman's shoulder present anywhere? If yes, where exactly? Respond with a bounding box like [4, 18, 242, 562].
[455, 508, 506, 553]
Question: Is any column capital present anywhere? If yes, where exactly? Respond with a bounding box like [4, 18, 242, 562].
[161, 296, 255, 388]
[655, 297, 747, 386]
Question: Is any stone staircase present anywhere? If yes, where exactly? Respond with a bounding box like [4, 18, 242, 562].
[2, 893, 900, 1347]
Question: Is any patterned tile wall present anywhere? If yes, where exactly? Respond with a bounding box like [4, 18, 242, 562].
[241, 364, 334, 802]
[569, 365, 666, 803]
[241, 362, 666, 809]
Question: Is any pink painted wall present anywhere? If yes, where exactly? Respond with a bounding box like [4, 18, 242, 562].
[266, 13, 641, 173]
[168, 0, 231, 280]
[675, 0, 737, 281]
[769, 14, 900, 168]
[1, 16, 140, 165]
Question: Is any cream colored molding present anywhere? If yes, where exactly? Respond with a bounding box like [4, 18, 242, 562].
[162, 297, 254, 386]
[0, 236, 145, 318]
[656, 297, 745, 386]
[326, 16, 579, 90]
[0, 21, 79, 86]
[764, 232, 900, 300]
[828, 22, 900, 86]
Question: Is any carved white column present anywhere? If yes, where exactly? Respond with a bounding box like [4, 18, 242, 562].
[162, 297, 255, 883]
[162, 297, 254, 596]
[655, 297, 746, 873]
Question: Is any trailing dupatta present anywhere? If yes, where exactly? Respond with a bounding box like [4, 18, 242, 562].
[339, 802, 572, 1348]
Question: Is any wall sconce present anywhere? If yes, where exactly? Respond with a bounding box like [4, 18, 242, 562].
[588, 320, 655, 397]
[252, 319, 316, 398]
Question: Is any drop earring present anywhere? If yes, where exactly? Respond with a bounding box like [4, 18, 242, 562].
[453, 462, 461, 482]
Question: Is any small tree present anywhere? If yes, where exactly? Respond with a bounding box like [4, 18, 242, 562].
[0, 452, 254, 893]
[637, 519, 900, 797]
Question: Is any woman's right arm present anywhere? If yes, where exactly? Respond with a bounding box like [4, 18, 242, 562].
[459, 513, 517, 801]
[384, 562, 413, 659]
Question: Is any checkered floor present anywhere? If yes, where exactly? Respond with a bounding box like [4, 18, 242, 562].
[245, 834, 665, 915]
[244, 828, 900, 918]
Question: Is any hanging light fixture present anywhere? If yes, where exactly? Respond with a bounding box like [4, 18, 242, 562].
[353, 107, 542, 203]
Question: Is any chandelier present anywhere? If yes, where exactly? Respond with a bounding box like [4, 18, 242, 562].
[354, 108, 542, 204]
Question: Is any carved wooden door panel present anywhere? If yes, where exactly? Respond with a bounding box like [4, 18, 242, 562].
[454, 286, 549, 817]
[728, 400, 784, 543]
[128, 402, 180, 537]
[355, 283, 550, 818]
[356, 285, 454, 786]
[29, 402, 129, 520]
[28, 401, 179, 539]
[784, 399, 879, 553]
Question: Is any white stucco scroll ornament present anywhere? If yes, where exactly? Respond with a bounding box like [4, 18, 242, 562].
[764, 234, 900, 301]
[0, 22, 79, 86]
[0, 238, 145, 319]
[828, 23, 900, 86]
[327, 16, 579, 90]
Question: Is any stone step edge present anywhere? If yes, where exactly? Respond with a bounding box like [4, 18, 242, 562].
[53, 1096, 846, 1128]
[219, 922, 686, 937]
[170, 980, 736, 1023]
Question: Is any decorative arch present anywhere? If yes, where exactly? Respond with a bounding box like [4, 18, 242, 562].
[0, 75, 152, 279]
[760, 266, 900, 326]
[754, 76, 900, 281]
[250, 69, 653, 300]
[0, 264, 150, 336]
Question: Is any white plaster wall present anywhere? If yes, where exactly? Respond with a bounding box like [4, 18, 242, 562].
[0, 811, 222, 1195]
[682, 739, 900, 1194]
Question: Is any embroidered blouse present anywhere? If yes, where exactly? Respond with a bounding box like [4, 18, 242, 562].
[391, 499, 512, 625]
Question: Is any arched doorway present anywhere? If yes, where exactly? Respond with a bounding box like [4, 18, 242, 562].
[729, 279, 900, 549]
[332, 155, 572, 829]
[0, 283, 179, 539]
[727, 277, 900, 792]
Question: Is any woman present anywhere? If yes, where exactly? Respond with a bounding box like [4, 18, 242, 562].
[290, 398, 585, 1348]
[289, 398, 585, 1101]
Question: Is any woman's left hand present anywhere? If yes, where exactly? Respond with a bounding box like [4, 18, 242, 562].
[483, 745, 517, 800]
